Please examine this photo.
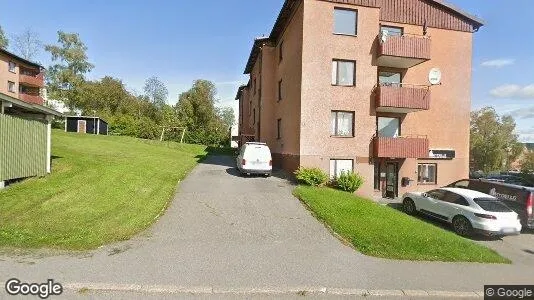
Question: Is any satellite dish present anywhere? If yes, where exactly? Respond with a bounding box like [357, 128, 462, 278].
[428, 68, 442, 85]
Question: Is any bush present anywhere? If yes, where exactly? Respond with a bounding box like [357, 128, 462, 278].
[335, 171, 364, 193]
[294, 167, 329, 187]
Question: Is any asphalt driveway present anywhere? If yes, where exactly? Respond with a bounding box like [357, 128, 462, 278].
[0, 156, 532, 298]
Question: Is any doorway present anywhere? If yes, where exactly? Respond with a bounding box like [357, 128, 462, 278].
[385, 162, 398, 198]
[77, 120, 87, 133]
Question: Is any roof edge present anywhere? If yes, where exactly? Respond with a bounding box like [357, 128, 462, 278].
[0, 48, 44, 69]
[0, 93, 62, 116]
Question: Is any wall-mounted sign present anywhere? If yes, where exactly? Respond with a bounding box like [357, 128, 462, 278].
[428, 68, 442, 85]
[429, 149, 456, 159]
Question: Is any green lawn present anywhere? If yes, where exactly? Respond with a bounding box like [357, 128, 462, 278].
[294, 186, 509, 263]
[0, 130, 208, 250]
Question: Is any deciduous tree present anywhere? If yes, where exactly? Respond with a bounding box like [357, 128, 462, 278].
[45, 31, 94, 109]
[0, 26, 8, 49]
[470, 107, 523, 173]
[12, 28, 42, 60]
[143, 76, 168, 109]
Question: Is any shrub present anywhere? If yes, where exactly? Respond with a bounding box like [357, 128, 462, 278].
[335, 171, 364, 193]
[294, 167, 329, 187]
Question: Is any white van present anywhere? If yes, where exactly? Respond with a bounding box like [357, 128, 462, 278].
[236, 142, 272, 176]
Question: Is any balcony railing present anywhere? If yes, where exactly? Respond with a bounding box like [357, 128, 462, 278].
[376, 83, 430, 113]
[19, 72, 44, 88]
[377, 34, 431, 68]
[374, 136, 429, 159]
[19, 93, 44, 105]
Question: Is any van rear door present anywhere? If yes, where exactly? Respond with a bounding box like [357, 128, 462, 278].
[244, 145, 271, 170]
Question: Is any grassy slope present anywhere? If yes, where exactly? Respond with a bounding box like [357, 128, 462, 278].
[0, 130, 207, 250]
[294, 186, 509, 263]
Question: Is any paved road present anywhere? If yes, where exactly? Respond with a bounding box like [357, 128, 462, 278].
[0, 156, 531, 299]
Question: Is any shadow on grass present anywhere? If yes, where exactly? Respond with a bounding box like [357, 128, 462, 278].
[386, 203, 503, 242]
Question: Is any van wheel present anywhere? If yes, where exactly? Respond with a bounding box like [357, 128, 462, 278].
[452, 216, 473, 237]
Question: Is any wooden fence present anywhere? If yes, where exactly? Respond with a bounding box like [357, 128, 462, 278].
[0, 114, 47, 181]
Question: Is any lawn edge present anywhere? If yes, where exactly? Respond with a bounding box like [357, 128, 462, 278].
[293, 186, 511, 264]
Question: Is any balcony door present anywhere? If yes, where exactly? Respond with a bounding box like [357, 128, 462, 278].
[378, 71, 401, 86]
[377, 117, 400, 138]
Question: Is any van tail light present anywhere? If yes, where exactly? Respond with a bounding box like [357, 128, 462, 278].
[242, 159, 246, 166]
[474, 213, 497, 220]
[527, 193, 533, 217]
[269, 160, 272, 166]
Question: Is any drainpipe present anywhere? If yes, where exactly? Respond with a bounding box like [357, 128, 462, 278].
[258, 43, 264, 142]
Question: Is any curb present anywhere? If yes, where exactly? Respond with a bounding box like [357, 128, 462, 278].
[63, 283, 482, 298]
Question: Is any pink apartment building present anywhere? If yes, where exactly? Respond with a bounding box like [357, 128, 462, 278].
[236, 0, 483, 198]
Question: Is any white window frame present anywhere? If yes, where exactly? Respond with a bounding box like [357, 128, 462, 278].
[8, 61, 16, 73]
[332, 60, 356, 86]
[333, 8, 358, 36]
[418, 163, 437, 184]
[331, 111, 354, 137]
[7, 81, 15, 93]
[330, 159, 354, 179]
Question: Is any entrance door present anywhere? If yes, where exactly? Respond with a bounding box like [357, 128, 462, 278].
[77, 120, 87, 133]
[385, 162, 398, 198]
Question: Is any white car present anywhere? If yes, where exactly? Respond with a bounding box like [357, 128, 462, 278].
[236, 142, 272, 176]
[402, 187, 522, 237]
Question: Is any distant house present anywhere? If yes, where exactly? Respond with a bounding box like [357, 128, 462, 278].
[65, 116, 108, 135]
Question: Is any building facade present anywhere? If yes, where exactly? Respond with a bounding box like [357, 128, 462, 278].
[0, 48, 45, 105]
[236, 0, 483, 198]
[0, 49, 60, 188]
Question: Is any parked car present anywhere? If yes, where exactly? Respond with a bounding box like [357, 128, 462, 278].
[447, 179, 534, 230]
[402, 187, 522, 237]
[236, 142, 272, 176]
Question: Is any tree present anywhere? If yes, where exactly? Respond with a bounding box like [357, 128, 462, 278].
[0, 25, 8, 49]
[12, 28, 42, 60]
[143, 76, 168, 109]
[175, 80, 228, 146]
[217, 106, 236, 129]
[470, 107, 523, 173]
[522, 152, 534, 173]
[45, 31, 94, 109]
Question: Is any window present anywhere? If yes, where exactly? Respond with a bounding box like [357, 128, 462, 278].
[380, 25, 403, 37]
[330, 159, 354, 179]
[278, 79, 283, 101]
[334, 8, 357, 35]
[418, 163, 437, 184]
[277, 119, 282, 139]
[332, 60, 355, 86]
[378, 71, 401, 86]
[331, 111, 354, 137]
[442, 191, 469, 206]
[426, 189, 445, 200]
[249, 101, 252, 116]
[7, 81, 15, 93]
[377, 117, 400, 137]
[279, 41, 284, 61]
[451, 180, 470, 189]
[8, 61, 16, 73]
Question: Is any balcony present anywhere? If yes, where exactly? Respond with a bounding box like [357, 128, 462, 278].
[377, 34, 431, 68]
[376, 83, 431, 113]
[19, 72, 44, 88]
[19, 93, 44, 105]
[374, 136, 429, 159]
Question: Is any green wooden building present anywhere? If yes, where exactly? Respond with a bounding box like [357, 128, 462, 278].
[0, 93, 62, 188]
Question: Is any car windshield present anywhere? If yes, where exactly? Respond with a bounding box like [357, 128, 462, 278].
[474, 198, 513, 212]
